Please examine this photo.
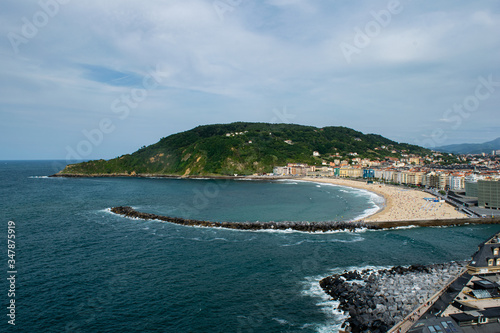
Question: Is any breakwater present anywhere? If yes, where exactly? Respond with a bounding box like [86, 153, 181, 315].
[110, 206, 377, 232]
[50, 173, 289, 180]
[366, 216, 500, 229]
[319, 262, 467, 333]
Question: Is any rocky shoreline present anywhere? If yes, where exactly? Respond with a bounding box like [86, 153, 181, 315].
[319, 262, 467, 332]
[109, 206, 378, 232]
[50, 173, 291, 180]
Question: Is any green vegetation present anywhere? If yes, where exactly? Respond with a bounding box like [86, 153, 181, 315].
[59, 122, 432, 176]
[437, 154, 462, 166]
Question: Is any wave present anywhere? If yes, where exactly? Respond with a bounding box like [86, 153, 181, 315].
[390, 225, 420, 230]
[305, 180, 386, 221]
[325, 264, 394, 276]
[102, 207, 146, 221]
[301, 274, 348, 333]
[105, 205, 379, 237]
[272, 317, 290, 325]
[302, 264, 400, 333]
[353, 205, 381, 221]
[351, 190, 385, 221]
[28, 176, 50, 179]
[231, 227, 370, 235]
[188, 237, 233, 242]
[233, 178, 262, 181]
[281, 235, 365, 247]
[273, 179, 302, 185]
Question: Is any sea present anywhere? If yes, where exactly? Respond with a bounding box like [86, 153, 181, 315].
[2, 160, 500, 333]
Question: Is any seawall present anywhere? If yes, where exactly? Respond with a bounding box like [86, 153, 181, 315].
[366, 216, 500, 229]
[50, 173, 291, 180]
[109, 206, 377, 232]
[319, 262, 467, 333]
[110, 206, 500, 232]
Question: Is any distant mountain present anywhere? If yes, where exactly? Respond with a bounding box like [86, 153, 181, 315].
[57, 122, 432, 176]
[435, 137, 500, 155]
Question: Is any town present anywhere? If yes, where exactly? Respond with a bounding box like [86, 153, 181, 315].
[272, 150, 500, 215]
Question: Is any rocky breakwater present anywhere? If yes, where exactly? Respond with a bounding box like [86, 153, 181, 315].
[319, 262, 466, 333]
[110, 206, 380, 232]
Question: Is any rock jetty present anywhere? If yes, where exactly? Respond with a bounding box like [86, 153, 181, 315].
[110, 206, 379, 232]
[319, 262, 466, 333]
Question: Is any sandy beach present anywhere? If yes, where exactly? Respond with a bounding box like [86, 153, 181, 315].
[300, 177, 467, 222]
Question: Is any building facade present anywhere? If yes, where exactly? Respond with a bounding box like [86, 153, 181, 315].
[478, 180, 500, 210]
[465, 181, 479, 197]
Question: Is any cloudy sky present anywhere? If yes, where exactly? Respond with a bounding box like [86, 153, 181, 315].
[1, 0, 499, 160]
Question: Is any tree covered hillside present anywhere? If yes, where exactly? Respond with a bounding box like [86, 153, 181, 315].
[59, 122, 431, 176]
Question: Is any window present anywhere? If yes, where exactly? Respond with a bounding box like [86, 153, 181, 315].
[433, 325, 443, 333]
[488, 259, 494, 266]
[478, 316, 487, 324]
[494, 248, 499, 256]
[446, 322, 458, 331]
[497, 258, 500, 266]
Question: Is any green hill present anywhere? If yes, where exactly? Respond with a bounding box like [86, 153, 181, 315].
[58, 122, 431, 176]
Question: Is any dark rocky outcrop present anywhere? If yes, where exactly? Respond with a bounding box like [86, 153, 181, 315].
[319, 262, 466, 333]
[109, 206, 379, 232]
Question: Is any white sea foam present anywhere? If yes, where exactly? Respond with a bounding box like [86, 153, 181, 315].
[306, 181, 385, 222]
[28, 175, 50, 179]
[281, 235, 365, 247]
[351, 189, 385, 221]
[325, 264, 394, 276]
[105, 207, 372, 235]
[354, 206, 380, 221]
[301, 274, 348, 333]
[243, 227, 370, 235]
[272, 317, 290, 325]
[104, 207, 149, 221]
[390, 225, 420, 230]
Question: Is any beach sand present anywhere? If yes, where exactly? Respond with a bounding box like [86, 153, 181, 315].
[300, 177, 467, 222]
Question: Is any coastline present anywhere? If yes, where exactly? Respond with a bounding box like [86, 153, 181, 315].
[299, 177, 468, 223]
[50, 172, 292, 180]
[55, 173, 487, 227]
[320, 262, 468, 332]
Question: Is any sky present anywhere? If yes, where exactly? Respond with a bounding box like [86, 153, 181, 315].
[1, 0, 499, 160]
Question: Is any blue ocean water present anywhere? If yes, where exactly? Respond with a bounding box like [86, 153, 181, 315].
[1, 160, 499, 333]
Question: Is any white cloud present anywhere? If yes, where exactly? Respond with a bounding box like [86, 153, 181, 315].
[1, 0, 499, 159]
